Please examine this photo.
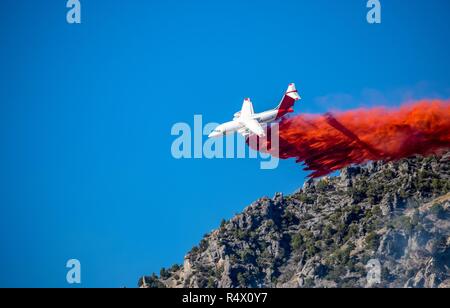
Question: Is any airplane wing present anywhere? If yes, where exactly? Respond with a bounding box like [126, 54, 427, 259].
[240, 98, 255, 117]
[239, 118, 265, 137]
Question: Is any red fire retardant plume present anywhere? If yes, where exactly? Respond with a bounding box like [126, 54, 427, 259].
[255, 100, 450, 178]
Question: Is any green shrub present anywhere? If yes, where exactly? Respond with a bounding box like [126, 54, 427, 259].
[430, 204, 447, 219]
[234, 229, 250, 240]
[306, 243, 317, 258]
[344, 223, 359, 241]
[316, 179, 330, 191]
[160, 267, 170, 279]
[291, 233, 304, 251]
[237, 272, 247, 286]
[207, 277, 216, 288]
[365, 232, 380, 251]
[366, 183, 384, 204]
[323, 224, 335, 238]
[396, 216, 414, 234]
[296, 193, 315, 204]
[199, 238, 209, 250]
[239, 249, 255, 263]
[169, 264, 181, 272]
[140, 273, 166, 288]
[220, 219, 227, 230]
[348, 186, 367, 203]
[324, 265, 346, 282]
[190, 245, 199, 254]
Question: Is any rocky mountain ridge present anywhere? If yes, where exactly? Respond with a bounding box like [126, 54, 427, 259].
[140, 153, 450, 288]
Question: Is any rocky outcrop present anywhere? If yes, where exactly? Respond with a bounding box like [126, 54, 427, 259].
[139, 153, 450, 288]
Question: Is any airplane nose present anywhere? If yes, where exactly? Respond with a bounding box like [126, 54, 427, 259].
[208, 128, 225, 138]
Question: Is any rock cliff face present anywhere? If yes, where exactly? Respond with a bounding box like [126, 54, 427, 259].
[139, 153, 450, 288]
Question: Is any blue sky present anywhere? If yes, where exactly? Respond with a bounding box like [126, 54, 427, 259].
[0, 0, 449, 287]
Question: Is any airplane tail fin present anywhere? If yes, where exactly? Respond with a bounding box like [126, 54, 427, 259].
[275, 83, 301, 119]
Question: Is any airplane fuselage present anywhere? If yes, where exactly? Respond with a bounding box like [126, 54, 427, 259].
[209, 109, 278, 138]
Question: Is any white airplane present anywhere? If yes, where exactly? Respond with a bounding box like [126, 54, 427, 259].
[208, 83, 301, 138]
